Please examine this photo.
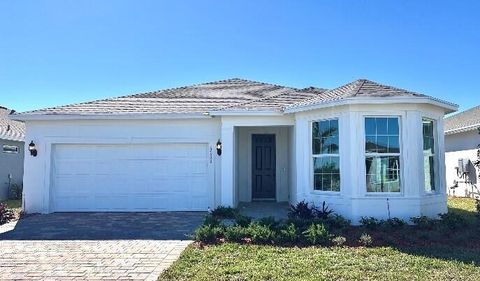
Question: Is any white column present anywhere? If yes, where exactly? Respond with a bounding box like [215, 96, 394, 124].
[294, 119, 308, 202]
[220, 124, 235, 207]
[403, 111, 423, 198]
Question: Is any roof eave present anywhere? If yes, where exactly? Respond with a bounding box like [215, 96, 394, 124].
[11, 112, 214, 121]
[445, 123, 480, 135]
[284, 96, 458, 114]
[208, 110, 284, 116]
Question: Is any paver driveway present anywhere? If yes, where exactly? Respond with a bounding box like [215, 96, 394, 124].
[0, 212, 205, 280]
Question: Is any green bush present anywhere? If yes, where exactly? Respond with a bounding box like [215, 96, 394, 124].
[275, 223, 300, 244]
[359, 217, 382, 230]
[9, 183, 22, 200]
[203, 214, 220, 226]
[193, 225, 223, 243]
[210, 206, 239, 219]
[410, 216, 437, 230]
[382, 218, 406, 230]
[325, 214, 351, 230]
[315, 201, 334, 220]
[475, 199, 480, 216]
[246, 223, 275, 244]
[224, 226, 247, 242]
[358, 233, 373, 247]
[332, 236, 347, 247]
[302, 223, 331, 245]
[439, 212, 467, 230]
[0, 203, 15, 225]
[234, 214, 252, 227]
[289, 201, 316, 220]
[256, 216, 278, 229]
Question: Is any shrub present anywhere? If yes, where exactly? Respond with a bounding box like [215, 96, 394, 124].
[439, 212, 467, 230]
[246, 223, 275, 244]
[382, 218, 406, 230]
[410, 216, 437, 230]
[234, 214, 252, 227]
[0, 203, 15, 225]
[193, 225, 223, 243]
[326, 214, 351, 230]
[275, 223, 300, 244]
[316, 201, 334, 220]
[203, 214, 220, 226]
[289, 201, 316, 220]
[302, 223, 331, 245]
[256, 216, 278, 229]
[359, 217, 382, 230]
[210, 206, 239, 219]
[224, 226, 247, 242]
[332, 236, 347, 247]
[476, 199, 480, 216]
[358, 233, 373, 247]
[9, 183, 22, 200]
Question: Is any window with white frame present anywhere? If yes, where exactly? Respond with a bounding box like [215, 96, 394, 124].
[312, 119, 340, 192]
[422, 118, 436, 192]
[2, 145, 19, 154]
[365, 117, 401, 192]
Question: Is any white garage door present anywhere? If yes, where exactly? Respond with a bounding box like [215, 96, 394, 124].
[51, 143, 213, 212]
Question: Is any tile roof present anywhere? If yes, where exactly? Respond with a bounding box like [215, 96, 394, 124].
[444, 105, 480, 134]
[18, 79, 306, 115]
[0, 107, 25, 142]
[286, 79, 428, 109]
[14, 78, 453, 117]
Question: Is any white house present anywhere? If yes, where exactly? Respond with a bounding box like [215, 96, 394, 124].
[12, 79, 457, 223]
[444, 105, 480, 198]
[0, 106, 25, 200]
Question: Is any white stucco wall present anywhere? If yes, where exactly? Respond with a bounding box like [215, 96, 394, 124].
[22, 118, 222, 213]
[21, 102, 450, 222]
[445, 130, 479, 198]
[293, 103, 448, 223]
[445, 130, 479, 152]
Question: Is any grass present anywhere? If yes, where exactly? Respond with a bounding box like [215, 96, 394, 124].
[160, 197, 480, 281]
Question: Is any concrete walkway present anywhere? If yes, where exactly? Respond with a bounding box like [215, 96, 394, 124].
[0, 212, 205, 280]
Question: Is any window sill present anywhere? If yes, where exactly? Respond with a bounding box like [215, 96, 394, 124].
[363, 192, 404, 198]
[310, 191, 342, 197]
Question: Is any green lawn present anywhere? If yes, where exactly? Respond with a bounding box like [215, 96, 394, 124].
[160, 197, 480, 281]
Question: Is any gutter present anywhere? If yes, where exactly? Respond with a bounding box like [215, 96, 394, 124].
[10, 112, 214, 121]
[445, 123, 480, 135]
[284, 96, 458, 114]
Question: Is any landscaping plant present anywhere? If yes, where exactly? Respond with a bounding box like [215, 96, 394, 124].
[0, 202, 15, 225]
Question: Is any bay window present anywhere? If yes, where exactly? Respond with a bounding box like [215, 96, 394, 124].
[312, 119, 340, 192]
[423, 118, 436, 192]
[365, 117, 401, 192]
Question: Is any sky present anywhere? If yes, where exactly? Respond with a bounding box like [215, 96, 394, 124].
[0, 0, 479, 113]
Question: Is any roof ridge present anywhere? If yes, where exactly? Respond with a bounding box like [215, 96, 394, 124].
[352, 79, 367, 96]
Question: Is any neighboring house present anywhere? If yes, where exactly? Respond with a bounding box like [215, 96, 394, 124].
[444, 105, 480, 198]
[12, 78, 457, 222]
[0, 106, 25, 200]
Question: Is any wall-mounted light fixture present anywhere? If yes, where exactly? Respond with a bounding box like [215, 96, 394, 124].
[28, 141, 37, 157]
[216, 139, 222, 156]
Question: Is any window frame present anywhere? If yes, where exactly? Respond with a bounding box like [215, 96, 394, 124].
[363, 115, 404, 196]
[2, 144, 19, 154]
[310, 117, 341, 195]
[422, 117, 439, 194]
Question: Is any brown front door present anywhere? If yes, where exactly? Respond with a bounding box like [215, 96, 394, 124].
[252, 134, 276, 200]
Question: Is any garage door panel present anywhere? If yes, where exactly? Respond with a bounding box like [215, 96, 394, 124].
[52, 143, 213, 212]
